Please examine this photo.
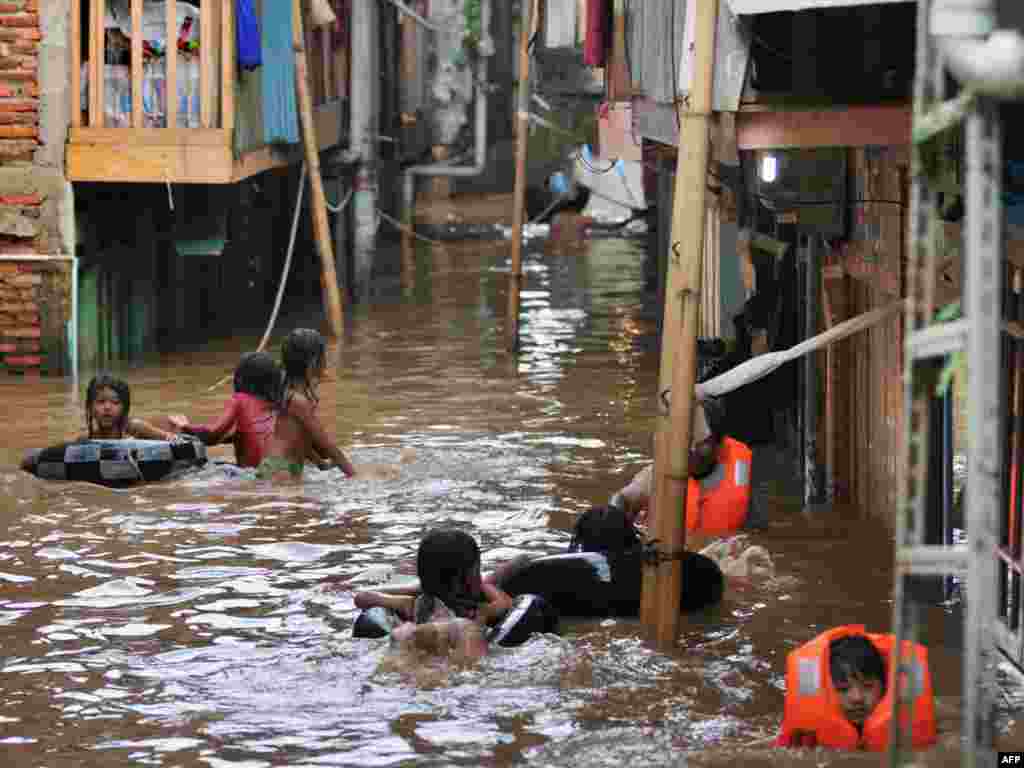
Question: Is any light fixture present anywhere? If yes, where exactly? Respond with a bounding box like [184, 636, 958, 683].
[760, 153, 778, 184]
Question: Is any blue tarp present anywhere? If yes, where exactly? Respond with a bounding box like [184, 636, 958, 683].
[261, 0, 299, 144]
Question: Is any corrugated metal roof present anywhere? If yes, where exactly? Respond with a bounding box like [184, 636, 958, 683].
[727, 0, 911, 14]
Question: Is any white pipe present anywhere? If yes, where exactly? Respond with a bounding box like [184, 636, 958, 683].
[403, 0, 492, 221]
[932, 0, 1024, 99]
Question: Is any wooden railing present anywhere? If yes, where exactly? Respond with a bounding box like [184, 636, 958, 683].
[70, 0, 235, 134]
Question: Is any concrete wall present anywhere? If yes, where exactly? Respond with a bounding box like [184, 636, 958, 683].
[0, 0, 74, 375]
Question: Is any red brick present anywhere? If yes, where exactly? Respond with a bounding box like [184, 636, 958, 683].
[14, 28, 37, 40]
[0, 194, 40, 205]
[1, 326, 38, 338]
[4, 354, 39, 366]
[0, 342, 14, 352]
[0, 5, 23, 14]
[0, 15, 37, 27]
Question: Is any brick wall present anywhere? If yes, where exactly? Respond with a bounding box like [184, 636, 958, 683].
[0, 0, 74, 376]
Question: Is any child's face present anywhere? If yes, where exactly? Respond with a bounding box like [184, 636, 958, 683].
[834, 672, 883, 726]
[91, 387, 125, 432]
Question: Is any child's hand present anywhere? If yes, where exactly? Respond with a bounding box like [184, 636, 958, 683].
[168, 414, 189, 431]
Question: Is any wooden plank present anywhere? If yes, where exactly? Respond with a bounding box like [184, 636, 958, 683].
[166, 0, 177, 129]
[69, 126, 232, 145]
[736, 105, 912, 150]
[67, 143, 234, 184]
[71, 0, 81, 127]
[89, 0, 104, 127]
[131, 0, 143, 127]
[200, 0, 213, 127]
[221, 0, 234, 136]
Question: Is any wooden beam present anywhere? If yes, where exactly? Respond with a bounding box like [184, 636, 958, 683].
[71, 0, 81, 127]
[320, 26, 332, 102]
[221, 0, 234, 136]
[165, 0, 177, 129]
[131, 0, 143, 127]
[736, 105, 911, 150]
[200, 0, 213, 127]
[67, 143, 235, 183]
[70, 126, 232, 145]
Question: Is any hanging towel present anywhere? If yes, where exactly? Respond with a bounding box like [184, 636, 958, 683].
[584, 0, 609, 67]
[236, 0, 262, 70]
[261, 0, 299, 144]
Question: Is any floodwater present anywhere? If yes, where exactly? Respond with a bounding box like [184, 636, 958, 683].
[0, 233, 1020, 767]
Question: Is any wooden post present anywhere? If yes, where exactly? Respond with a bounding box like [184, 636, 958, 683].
[293, 0, 345, 337]
[507, 0, 535, 352]
[131, 0, 143, 127]
[89, 0, 105, 127]
[640, 0, 718, 649]
[72, 0, 81, 127]
[166, 0, 178, 129]
[199, 0, 213, 127]
[221, 0, 235, 135]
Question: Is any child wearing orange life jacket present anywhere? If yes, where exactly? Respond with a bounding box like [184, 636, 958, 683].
[776, 625, 937, 751]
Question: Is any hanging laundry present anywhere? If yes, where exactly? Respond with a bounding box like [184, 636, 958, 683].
[236, 0, 262, 70]
[584, 0, 609, 67]
[261, 0, 299, 144]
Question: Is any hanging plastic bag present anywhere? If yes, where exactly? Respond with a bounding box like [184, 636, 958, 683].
[236, 0, 262, 70]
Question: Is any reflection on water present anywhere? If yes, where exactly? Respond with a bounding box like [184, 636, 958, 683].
[0, 236, 1019, 766]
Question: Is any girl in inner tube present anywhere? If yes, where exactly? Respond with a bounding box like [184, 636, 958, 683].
[354, 529, 514, 660]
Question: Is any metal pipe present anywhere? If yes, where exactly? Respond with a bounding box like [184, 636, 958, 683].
[402, 0, 492, 221]
[932, 0, 1024, 98]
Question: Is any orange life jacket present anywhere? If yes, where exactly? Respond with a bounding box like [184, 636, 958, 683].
[778, 625, 937, 751]
[685, 437, 753, 535]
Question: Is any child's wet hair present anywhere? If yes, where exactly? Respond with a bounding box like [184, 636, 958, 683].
[281, 328, 326, 406]
[85, 373, 131, 437]
[569, 505, 641, 554]
[417, 528, 481, 602]
[233, 351, 282, 404]
[829, 634, 887, 694]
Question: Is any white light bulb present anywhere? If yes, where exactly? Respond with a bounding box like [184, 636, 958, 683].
[760, 154, 778, 184]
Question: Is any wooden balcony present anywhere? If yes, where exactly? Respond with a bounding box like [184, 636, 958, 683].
[67, 0, 347, 184]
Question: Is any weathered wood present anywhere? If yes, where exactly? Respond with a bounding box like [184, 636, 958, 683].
[200, 0, 213, 127]
[89, 0, 105, 127]
[131, 0, 143, 126]
[67, 142, 234, 183]
[72, 0, 82, 127]
[166, 0, 178, 129]
[70, 126, 231, 145]
[293, 0, 345, 336]
[321, 26, 332, 101]
[737, 105, 911, 150]
[221, 0, 234, 136]
[644, 0, 718, 650]
[507, 0, 536, 351]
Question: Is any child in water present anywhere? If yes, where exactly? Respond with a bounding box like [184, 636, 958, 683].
[257, 328, 356, 480]
[169, 351, 281, 468]
[778, 634, 886, 748]
[354, 529, 514, 659]
[19, 373, 177, 472]
[81, 373, 178, 441]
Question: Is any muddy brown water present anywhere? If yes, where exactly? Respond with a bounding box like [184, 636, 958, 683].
[0, 236, 1020, 766]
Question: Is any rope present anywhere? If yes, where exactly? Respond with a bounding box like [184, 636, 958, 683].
[205, 162, 309, 392]
[376, 208, 447, 248]
[326, 187, 353, 214]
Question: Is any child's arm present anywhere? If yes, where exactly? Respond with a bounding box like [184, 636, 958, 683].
[476, 582, 514, 626]
[353, 591, 415, 620]
[172, 399, 240, 446]
[126, 418, 178, 442]
[290, 397, 356, 477]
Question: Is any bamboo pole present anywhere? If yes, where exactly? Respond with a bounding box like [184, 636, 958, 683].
[507, 0, 535, 352]
[166, 0, 177, 129]
[72, 0, 81, 127]
[640, 0, 718, 649]
[293, 0, 345, 337]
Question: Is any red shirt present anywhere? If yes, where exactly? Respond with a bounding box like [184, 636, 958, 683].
[184, 393, 276, 468]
